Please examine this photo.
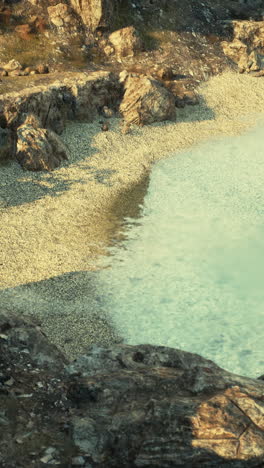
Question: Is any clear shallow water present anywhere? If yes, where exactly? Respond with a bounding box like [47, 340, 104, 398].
[98, 121, 264, 378]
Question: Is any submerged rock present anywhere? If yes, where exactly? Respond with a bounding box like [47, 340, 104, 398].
[0, 310, 263, 467]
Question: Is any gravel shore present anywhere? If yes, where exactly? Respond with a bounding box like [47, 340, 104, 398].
[1, 71, 264, 359]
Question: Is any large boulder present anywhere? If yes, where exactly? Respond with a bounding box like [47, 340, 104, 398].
[15, 114, 69, 171]
[119, 72, 176, 128]
[108, 26, 143, 58]
[222, 20, 264, 72]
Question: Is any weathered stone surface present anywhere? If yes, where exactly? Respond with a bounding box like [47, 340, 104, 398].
[0, 71, 122, 133]
[222, 21, 264, 72]
[0, 126, 12, 160]
[165, 80, 200, 108]
[36, 64, 49, 75]
[66, 344, 264, 467]
[14, 23, 33, 40]
[2, 59, 22, 72]
[70, 0, 114, 31]
[47, 3, 80, 34]
[0, 310, 66, 371]
[16, 114, 69, 171]
[0, 309, 264, 467]
[119, 71, 176, 128]
[109, 26, 143, 58]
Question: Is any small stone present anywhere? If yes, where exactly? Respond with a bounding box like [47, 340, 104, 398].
[40, 454, 53, 464]
[15, 438, 23, 444]
[72, 456, 85, 466]
[104, 45, 114, 56]
[101, 122, 109, 131]
[9, 70, 23, 77]
[102, 106, 113, 118]
[0, 333, 8, 340]
[36, 64, 49, 74]
[45, 447, 56, 455]
[0, 70, 8, 77]
[3, 59, 22, 71]
[5, 377, 15, 386]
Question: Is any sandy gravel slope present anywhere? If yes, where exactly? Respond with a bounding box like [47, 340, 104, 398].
[1, 71, 264, 359]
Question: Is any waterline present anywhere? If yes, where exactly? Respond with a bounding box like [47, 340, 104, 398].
[98, 120, 264, 378]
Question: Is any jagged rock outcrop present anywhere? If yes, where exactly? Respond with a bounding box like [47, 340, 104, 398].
[69, 0, 114, 31]
[0, 71, 122, 134]
[222, 20, 264, 72]
[1, 310, 263, 467]
[16, 114, 69, 171]
[108, 26, 143, 58]
[119, 71, 176, 129]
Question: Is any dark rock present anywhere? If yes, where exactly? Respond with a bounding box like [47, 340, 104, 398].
[101, 122, 109, 131]
[0, 126, 13, 161]
[2, 59, 22, 72]
[0, 308, 264, 467]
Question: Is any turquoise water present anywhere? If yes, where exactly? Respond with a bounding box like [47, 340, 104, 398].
[98, 121, 264, 378]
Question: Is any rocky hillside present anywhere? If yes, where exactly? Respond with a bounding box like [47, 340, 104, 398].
[0, 0, 263, 79]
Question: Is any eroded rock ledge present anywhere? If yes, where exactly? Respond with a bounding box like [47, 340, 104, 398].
[0, 71, 122, 134]
[0, 311, 263, 467]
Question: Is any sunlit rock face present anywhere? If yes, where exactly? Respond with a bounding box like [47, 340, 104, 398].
[69, 0, 114, 31]
[98, 119, 264, 378]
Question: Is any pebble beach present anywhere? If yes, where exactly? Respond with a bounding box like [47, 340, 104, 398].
[1, 71, 264, 360]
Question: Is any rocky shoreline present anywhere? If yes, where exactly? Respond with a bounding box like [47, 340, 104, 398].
[1, 0, 264, 464]
[1, 70, 264, 361]
[0, 310, 264, 467]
